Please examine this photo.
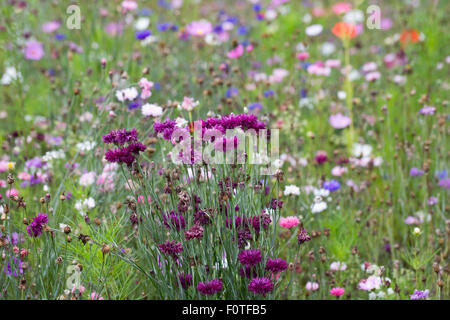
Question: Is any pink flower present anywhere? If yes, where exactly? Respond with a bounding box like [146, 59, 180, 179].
[358, 275, 382, 291]
[365, 71, 381, 81]
[18, 172, 31, 180]
[24, 41, 44, 60]
[306, 282, 319, 291]
[121, 0, 137, 11]
[6, 188, 18, 198]
[312, 7, 326, 17]
[330, 287, 345, 297]
[227, 45, 244, 59]
[186, 20, 213, 37]
[296, 52, 309, 61]
[139, 77, 154, 100]
[329, 113, 351, 129]
[332, 2, 352, 15]
[246, 44, 254, 52]
[105, 22, 124, 36]
[325, 59, 341, 68]
[279, 216, 300, 229]
[90, 291, 104, 300]
[41, 21, 61, 33]
[331, 166, 348, 176]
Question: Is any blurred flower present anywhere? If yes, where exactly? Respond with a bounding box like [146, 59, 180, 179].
[24, 40, 45, 60]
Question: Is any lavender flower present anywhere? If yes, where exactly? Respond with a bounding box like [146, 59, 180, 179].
[323, 180, 341, 192]
[163, 211, 186, 231]
[177, 272, 193, 289]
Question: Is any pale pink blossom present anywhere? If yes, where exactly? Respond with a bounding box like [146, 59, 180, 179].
[227, 45, 244, 59]
[329, 113, 351, 129]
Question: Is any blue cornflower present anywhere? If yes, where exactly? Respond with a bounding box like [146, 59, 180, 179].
[135, 30, 151, 40]
[323, 180, 341, 192]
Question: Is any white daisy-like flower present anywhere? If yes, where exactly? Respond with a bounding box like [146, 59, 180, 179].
[343, 10, 364, 24]
[175, 117, 188, 128]
[353, 143, 373, 158]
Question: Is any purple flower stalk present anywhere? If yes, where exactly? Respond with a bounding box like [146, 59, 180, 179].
[410, 289, 429, 300]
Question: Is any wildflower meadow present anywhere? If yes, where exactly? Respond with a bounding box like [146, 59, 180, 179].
[0, 0, 448, 303]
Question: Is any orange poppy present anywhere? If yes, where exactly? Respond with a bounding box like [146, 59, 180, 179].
[331, 22, 357, 41]
[400, 29, 420, 47]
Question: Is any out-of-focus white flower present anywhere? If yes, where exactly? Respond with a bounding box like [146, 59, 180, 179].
[116, 87, 138, 102]
[353, 143, 373, 158]
[76, 141, 96, 152]
[305, 24, 323, 36]
[283, 184, 300, 196]
[1, 67, 23, 85]
[321, 42, 335, 56]
[79, 171, 96, 187]
[311, 196, 327, 213]
[134, 17, 150, 30]
[343, 10, 364, 24]
[330, 261, 347, 271]
[75, 197, 96, 217]
[141, 103, 163, 117]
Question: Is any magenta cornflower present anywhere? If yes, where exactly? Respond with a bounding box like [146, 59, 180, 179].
[265, 258, 288, 273]
[330, 287, 345, 297]
[27, 213, 48, 237]
[248, 277, 273, 295]
[158, 240, 183, 259]
[197, 279, 223, 295]
[184, 224, 204, 240]
[102, 128, 138, 145]
[238, 249, 262, 266]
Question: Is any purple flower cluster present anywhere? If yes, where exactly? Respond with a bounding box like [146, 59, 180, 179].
[158, 240, 183, 259]
[238, 249, 262, 266]
[185, 224, 204, 240]
[3, 257, 23, 277]
[248, 277, 273, 295]
[265, 258, 288, 273]
[27, 213, 48, 238]
[410, 289, 429, 300]
[154, 120, 184, 141]
[103, 128, 146, 167]
[197, 279, 223, 295]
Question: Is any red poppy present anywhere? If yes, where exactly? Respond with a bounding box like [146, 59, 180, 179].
[331, 22, 357, 41]
[400, 29, 420, 47]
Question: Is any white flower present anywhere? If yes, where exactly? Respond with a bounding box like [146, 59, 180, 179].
[1, 67, 23, 85]
[305, 24, 323, 37]
[359, 275, 382, 290]
[330, 261, 347, 271]
[343, 10, 364, 24]
[313, 188, 330, 198]
[204, 33, 220, 46]
[134, 17, 150, 30]
[116, 87, 138, 102]
[141, 103, 163, 117]
[311, 197, 327, 213]
[413, 227, 421, 236]
[79, 172, 96, 187]
[377, 291, 386, 299]
[76, 141, 96, 152]
[283, 184, 300, 196]
[369, 292, 377, 300]
[75, 197, 96, 217]
[175, 117, 188, 128]
[353, 143, 373, 158]
[321, 42, 335, 56]
[387, 288, 394, 295]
